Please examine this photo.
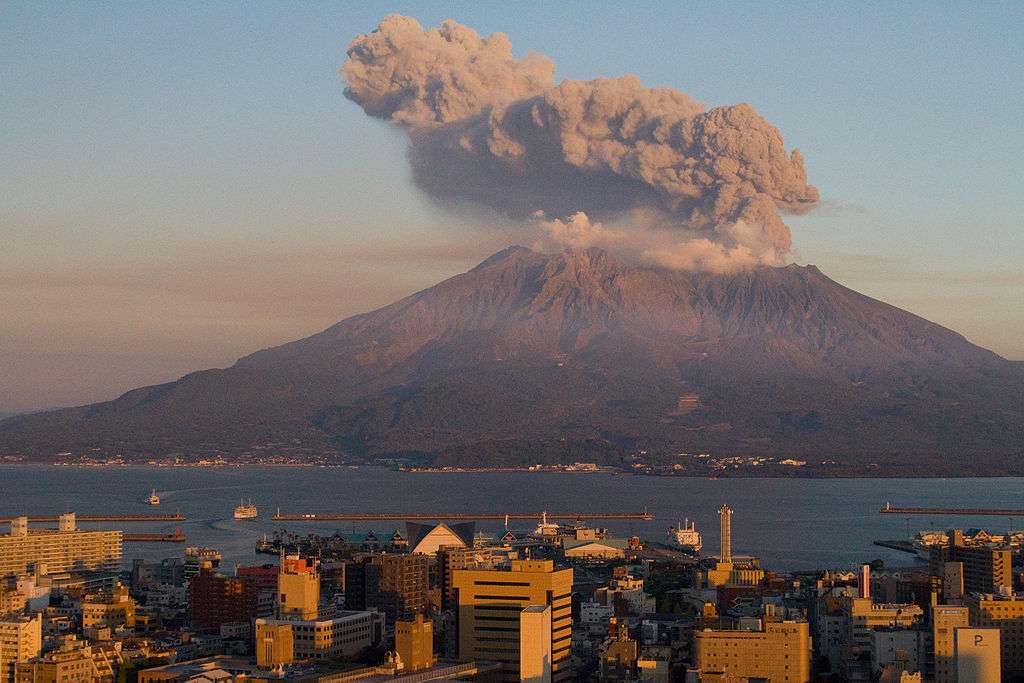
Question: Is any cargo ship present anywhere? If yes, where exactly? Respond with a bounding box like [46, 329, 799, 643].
[147, 489, 160, 506]
[669, 518, 702, 553]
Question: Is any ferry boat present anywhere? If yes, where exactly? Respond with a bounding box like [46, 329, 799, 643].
[233, 501, 257, 520]
[669, 518, 702, 553]
[147, 489, 160, 506]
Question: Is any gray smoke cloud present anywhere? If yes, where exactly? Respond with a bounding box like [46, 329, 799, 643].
[342, 14, 819, 272]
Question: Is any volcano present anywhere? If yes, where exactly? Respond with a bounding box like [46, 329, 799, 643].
[2, 246, 1022, 474]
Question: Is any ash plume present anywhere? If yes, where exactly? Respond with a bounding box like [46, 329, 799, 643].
[342, 15, 819, 272]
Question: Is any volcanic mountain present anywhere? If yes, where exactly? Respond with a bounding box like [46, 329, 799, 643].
[2, 246, 1022, 474]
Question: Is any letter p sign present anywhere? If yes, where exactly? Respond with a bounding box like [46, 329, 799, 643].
[975, 634, 984, 646]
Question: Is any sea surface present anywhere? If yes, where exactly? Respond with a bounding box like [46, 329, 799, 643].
[0, 466, 1021, 573]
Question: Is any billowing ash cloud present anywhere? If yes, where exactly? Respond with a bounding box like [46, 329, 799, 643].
[342, 15, 819, 272]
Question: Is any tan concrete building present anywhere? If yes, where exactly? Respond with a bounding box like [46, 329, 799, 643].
[966, 592, 1024, 677]
[276, 556, 319, 621]
[932, 604, 969, 683]
[395, 613, 434, 673]
[452, 559, 572, 683]
[13, 637, 113, 683]
[519, 606, 551, 683]
[82, 584, 135, 630]
[254, 622, 293, 668]
[0, 516, 120, 579]
[692, 621, 811, 683]
[0, 615, 41, 683]
[955, 628, 1000, 682]
[255, 610, 384, 662]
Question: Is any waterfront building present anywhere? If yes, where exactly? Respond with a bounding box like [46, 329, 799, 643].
[406, 523, 475, 556]
[965, 591, 1024, 677]
[562, 538, 626, 559]
[452, 559, 573, 683]
[187, 565, 257, 631]
[954, 628, 1001, 682]
[931, 604, 970, 683]
[395, 613, 434, 673]
[692, 620, 811, 683]
[930, 530, 1012, 596]
[0, 515, 120, 579]
[0, 614, 40, 683]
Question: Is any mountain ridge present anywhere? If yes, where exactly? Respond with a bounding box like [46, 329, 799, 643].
[2, 246, 1021, 474]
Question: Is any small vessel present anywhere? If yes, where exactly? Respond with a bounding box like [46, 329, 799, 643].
[669, 517, 702, 553]
[147, 489, 160, 506]
[233, 500, 257, 520]
[533, 511, 560, 538]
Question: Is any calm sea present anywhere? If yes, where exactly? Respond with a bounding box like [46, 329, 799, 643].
[0, 466, 1020, 573]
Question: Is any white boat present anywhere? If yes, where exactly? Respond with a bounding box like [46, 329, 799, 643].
[147, 489, 160, 506]
[669, 517, 702, 553]
[233, 501, 257, 520]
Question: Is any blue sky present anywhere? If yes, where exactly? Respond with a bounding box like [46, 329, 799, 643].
[2, 2, 1022, 410]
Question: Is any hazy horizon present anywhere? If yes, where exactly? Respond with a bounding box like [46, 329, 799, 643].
[3, 2, 1023, 412]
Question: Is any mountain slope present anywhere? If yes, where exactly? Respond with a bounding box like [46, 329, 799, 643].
[2, 246, 1021, 472]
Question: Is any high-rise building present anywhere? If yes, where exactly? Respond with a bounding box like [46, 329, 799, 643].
[395, 613, 434, 673]
[856, 564, 871, 599]
[0, 614, 41, 683]
[344, 554, 428, 623]
[436, 547, 498, 611]
[718, 505, 732, 563]
[0, 515, 121, 579]
[187, 565, 258, 631]
[932, 604, 969, 683]
[955, 628, 1000, 682]
[966, 592, 1024, 677]
[519, 606, 551, 683]
[692, 621, 811, 683]
[930, 531, 1012, 596]
[277, 556, 320, 621]
[452, 559, 572, 683]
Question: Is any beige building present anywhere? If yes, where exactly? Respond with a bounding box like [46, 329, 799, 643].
[966, 592, 1024, 677]
[254, 622, 293, 669]
[452, 559, 572, 683]
[955, 628, 1000, 682]
[13, 636, 113, 683]
[932, 604, 969, 683]
[692, 621, 811, 683]
[255, 610, 383, 662]
[82, 584, 135, 630]
[519, 606, 551, 683]
[0, 516, 120, 579]
[395, 614, 434, 673]
[0, 615, 41, 683]
[276, 556, 319, 621]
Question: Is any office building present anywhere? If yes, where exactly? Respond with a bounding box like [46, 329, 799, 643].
[436, 547, 498, 611]
[344, 554, 428, 623]
[519, 606, 551, 683]
[395, 614, 434, 673]
[13, 636, 113, 683]
[966, 592, 1024, 677]
[188, 565, 258, 631]
[692, 621, 811, 683]
[932, 604, 969, 683]
[0, 615, 41, 683]
[0, 515, 120, 579]
[955, 628, 1000, 682]
[452, 559, 572, 683]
